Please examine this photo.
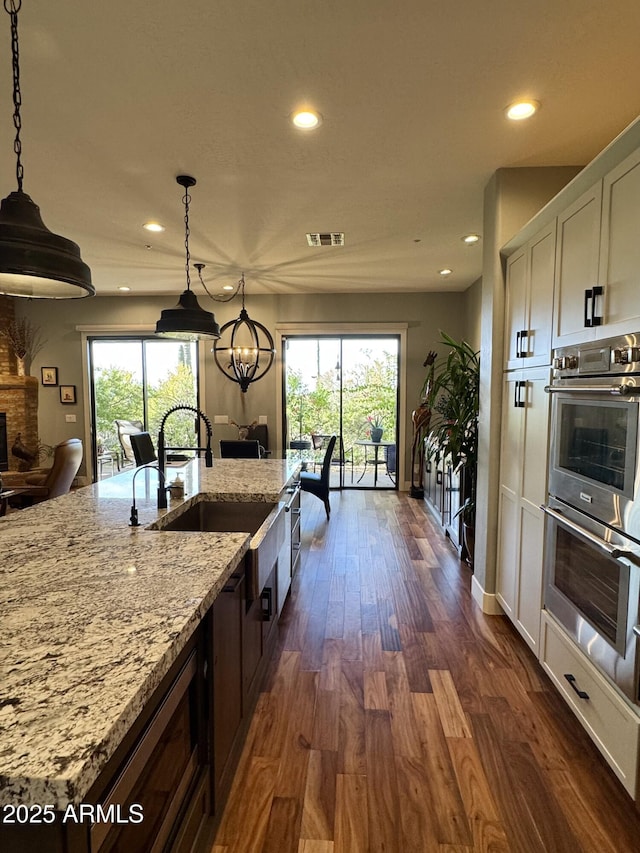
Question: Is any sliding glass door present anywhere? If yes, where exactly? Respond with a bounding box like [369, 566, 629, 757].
[88, 337, 199, 480]
[283, 335, 399, 489]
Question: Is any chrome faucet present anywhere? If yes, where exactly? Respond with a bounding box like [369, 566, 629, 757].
[157, 404, 213, 509]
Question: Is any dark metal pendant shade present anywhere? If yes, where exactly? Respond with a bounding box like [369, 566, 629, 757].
[155, 175, 221, 341]
[0, 187, 94, 300]
[155, 287, 221, 340]
[1, 1, 94, 299]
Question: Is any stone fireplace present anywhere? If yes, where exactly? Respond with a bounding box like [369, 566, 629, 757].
[0, 296, 39, 473]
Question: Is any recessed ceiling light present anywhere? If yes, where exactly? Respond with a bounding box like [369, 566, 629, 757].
[439, 268, 453, 277]
[506, 100, 540, 121]
[143, 221, 165, 232]
[462, 233, 480, 244]
[292, 109, 322, 130]
[222, 284, 234, 291]
[118, 286, 131, 292]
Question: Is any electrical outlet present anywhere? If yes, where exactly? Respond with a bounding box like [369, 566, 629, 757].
[65, 414, 77, 423]
[258, 415, 268, 424]
[214, 415, 229, 424]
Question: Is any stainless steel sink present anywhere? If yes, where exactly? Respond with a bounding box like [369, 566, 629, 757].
[148, 499, 285, 599]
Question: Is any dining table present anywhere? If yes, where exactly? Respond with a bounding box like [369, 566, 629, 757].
[354, 439, 395, 486]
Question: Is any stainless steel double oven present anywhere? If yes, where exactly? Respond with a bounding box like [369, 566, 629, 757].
[543, 333, 640, 705]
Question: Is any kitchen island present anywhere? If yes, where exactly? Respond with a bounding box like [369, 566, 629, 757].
[0, 457, 300, 852]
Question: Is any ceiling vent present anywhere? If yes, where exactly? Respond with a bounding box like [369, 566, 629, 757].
[306, 232, 345, 247]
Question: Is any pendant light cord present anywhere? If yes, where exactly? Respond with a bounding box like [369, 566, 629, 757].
[6, 0, 23, 191]
[182, 184, 192, 292]
[195, 265, 243, 303]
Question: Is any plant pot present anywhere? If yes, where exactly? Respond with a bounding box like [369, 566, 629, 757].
[371, 427, 383, 443]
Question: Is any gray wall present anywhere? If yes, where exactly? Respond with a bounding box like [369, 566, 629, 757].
[16, 290, 469, 484]
[473, 165, 584, 604]
[463, 277, 482, 351]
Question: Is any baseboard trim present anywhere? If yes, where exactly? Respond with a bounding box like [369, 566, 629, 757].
[471, 576, 504, 615]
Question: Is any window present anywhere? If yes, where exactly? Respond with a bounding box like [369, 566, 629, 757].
[283, 335, 400, 489]
[89, 337, 199, 480]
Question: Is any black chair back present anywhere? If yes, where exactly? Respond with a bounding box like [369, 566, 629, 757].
[320, 434, 337, 481]
[385, 443, 396, 475]
[299, 434, 337, 520]
[219, 440, 262, 458]
[130, 432, 157, 466]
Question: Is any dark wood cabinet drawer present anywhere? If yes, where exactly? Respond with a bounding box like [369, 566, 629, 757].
[212, 573, 244, 807]
[92, 649, 207, 852]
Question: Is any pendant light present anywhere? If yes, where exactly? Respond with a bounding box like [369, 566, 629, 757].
[0, 0, 93, 299]
[212, 274, 275, 393]
[155, 175, 221, 340]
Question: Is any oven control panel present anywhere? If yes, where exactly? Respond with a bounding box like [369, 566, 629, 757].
[613, 345, 640, 365]
[553, 333, 640, 378]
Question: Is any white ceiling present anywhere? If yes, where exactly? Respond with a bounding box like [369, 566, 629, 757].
[2, 0, 640, 297]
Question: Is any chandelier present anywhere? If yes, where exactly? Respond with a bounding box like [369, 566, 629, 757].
[0, 0, 93, 299]
[155, 175, 221, 340]
[212, 274, 275, 393]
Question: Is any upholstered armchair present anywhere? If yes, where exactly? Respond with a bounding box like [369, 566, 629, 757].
[8, 438, 83, 507]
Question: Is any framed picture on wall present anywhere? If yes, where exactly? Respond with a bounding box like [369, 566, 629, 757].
[41, 367, 58, 386]
[60, 385, 76, 404]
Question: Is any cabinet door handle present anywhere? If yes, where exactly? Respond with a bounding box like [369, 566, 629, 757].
[519, 329, 529, 358]
[518, 380, 526, 407]
[584, 288, 593, 327]
[591, 285, 603, 326]
[564, 673, 589, 700]
[584, 287, 603, 328]
[436, 470, 443, 485]
[261, 587, 273, 621]
[515, 330, 521, 358]
[514, 379, 526, 408]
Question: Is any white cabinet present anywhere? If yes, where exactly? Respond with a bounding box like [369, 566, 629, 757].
[597, 147, 640, 338]
[541, 612, 640, 798]
[553, 148, 640, 347]
[496, 367, 551, 654]
[552, 184, 602, 347]
[504, 221, 557, 370]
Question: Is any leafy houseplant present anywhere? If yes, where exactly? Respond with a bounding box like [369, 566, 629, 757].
[424, 332, 480, 564]
[365, 412, 385, 442]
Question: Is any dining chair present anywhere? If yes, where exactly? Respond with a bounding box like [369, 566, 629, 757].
[330, 434, 354, 483]
[130, 431, 158, 466]
[385, 443, 397, 484]
[300, 434, 336, 520]
[219, 440, 262, 458]
[114, 419, 144, 468]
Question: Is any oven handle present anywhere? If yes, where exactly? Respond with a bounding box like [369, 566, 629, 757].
[540, 505, 640, 565]
[544, 383, 633, 396]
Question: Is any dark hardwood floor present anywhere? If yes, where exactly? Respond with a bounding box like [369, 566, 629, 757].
[211, 490, 640, 852]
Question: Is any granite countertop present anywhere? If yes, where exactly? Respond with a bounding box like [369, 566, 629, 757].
[0, 457, 300, 808]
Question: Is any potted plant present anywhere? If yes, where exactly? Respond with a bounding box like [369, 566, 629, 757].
[365, 412, 385, 443]
[424, 332, 480, 566]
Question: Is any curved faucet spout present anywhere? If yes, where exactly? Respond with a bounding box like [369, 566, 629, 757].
[130, 464, 165, 526]
[157, 404, 213, 509]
